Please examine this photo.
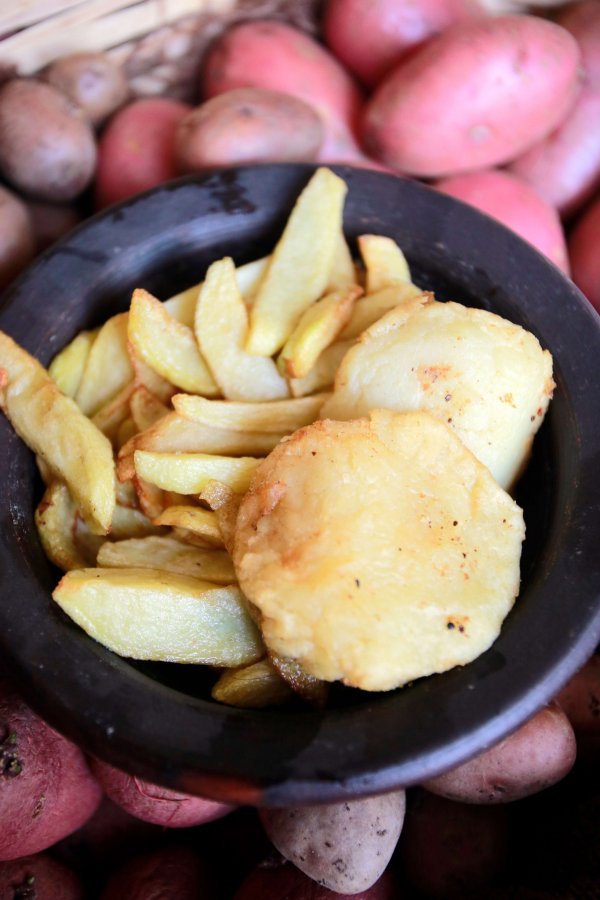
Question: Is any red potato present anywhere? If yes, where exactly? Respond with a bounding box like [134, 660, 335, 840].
[201, 21, 365, 161]
[0, 184, 35, 290]
[175, 89, 324, 172]
[0, 853, 83, 900]
[557, 654, 600, 735]
[434, 169, 570, 273]
[233, 858, 401, 899]
[90, 757, 234, 828]
[0, 681, 102, 861]
[399, 791, 509, 897]
[95, 98, 191, 209]
[100, 845, 212, 900]
[362, 15, 582, 177]
[568, 194, 600, 312]
[324, 0, 477, 87]
[422, 703, 576, 804]
[26, 201, 82, 252]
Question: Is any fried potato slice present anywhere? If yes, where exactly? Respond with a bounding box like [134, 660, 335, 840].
[53, 568, 263, 665]
[128, 346, 175, 404]
[128, 289, 218, 396]
[278, 286, 362, 379]
[110, 503, 166, 540]
[172, 393, 328, 434]
[35, 482, 90, 572]
[211, 658, 294, 708]
[134, 450, 260, 494]
[340, 285, 429, 341]
[153, 505, 223, 546]
[289, 340, 353, 398]
[195, 258, 288, 401]
[269, 654, 329, 707]
[97, 535, 235, 583]
[358, 234, 411, 293]
[91, 382, 135, 442]
[234, 410, 525, 692]
[0, 330, 115, 533]
[327, 231, 356, 291]
[49, 329, 97, 399]
[322, 301, 555, 490]
[129, 386, 169, 433]
[75, 313, 134, 416]
[246, 168, 347, 356]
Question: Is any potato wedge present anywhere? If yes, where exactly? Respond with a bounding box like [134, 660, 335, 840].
[270, 654, 329, 707]
[91, 382, 135, 442]
[129, 386, 169, 433]
[358, 234, 411, 292]
[134, 450, 260, 494]
[128, 346, 175, 404]
[153, 505, 223, 546]
[246, 168, 347, 356]
[278, 285, 361, 379]
[49, 329, 97, 398]
[133, 476, 165, 520]
[327, 231, 356, 291]
[128, 289, 218, 396]
[340, 285, 429, 340]
[195, 257, 288, 401]
[172, 393, 328, 434]
[35, 481, 90, 571]
[0, 330, 115, 533]
[322, 300, 555, 490]
[211, 658, 294, 708]
[289, 340, 353, 397]
[97, 536, 235, 583]
[75, 313, 134, 416]
[53, 568, 263, 665]
[111, 503, 166, 540]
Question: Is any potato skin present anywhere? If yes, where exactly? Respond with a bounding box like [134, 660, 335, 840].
[568, 195, 600, 312]
[0, 853, 84, 900]
[422, 703, 576, 804]
[362, 15, 582, 176]
[44, 53, 129, 127]
[0, 79, 97, 202]
[0, 184, 35, 290]
[233, 858, 400, 899]
[176, 89, 324, 172]
[0, 681, 102, 861]
[90, 758, 234, 828]
[435, 169, 570, 274]
[100, 846, 212, 900]
[259, 791, 405, 893]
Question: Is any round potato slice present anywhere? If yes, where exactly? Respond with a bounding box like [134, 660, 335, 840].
[321, 301, 554, 491]
[234, 410, 525, 692]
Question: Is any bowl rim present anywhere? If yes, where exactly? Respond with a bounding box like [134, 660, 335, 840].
[1, 163, 599, 806]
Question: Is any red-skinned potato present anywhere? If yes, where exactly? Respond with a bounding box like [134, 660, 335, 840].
[0, 79, 97, 202]
[95, 98, 191, 209]
[100, 845, 212, 900]
[399, 790, 509, 897]
[44, 52, 129, 127]
[508, 0, 600, 217]
[557, 654, 600, 735]
[176, 88, 324, 171]
[422, 703, 576, 804]
[434, 169, 570, 273]
[90, 757, 234, 827]
[362, 15, 582, 177]
[568, 194, 600, 312]
[26, 201, 82, 252]
[0, 184, 35, 290]
[201, 21, 364, 161]
[0, 853, 83, 900]
[323, 0, 477, 87]
[0, 681, 102, 861]
[233, 857, 401, 899]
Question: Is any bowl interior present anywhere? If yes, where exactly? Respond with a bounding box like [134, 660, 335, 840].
[1, 164, 599, 805]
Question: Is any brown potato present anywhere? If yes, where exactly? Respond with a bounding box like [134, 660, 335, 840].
[44, 53, 129, 127]
[176, 88, 324, 172]
[0, 79, 97, 202]
[0, 184, 35, 290]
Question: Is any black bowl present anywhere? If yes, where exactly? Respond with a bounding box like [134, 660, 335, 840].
[1, 165, 599, 806]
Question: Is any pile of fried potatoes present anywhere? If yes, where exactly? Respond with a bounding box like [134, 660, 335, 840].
[0, 167, 554, 706]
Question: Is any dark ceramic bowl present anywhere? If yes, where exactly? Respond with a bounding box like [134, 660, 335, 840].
[1, 165, 599, 806]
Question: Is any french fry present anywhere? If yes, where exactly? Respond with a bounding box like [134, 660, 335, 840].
[289, 340, 353, 398]
[75, 313, 134, 416]
[128, 289, 218, 396]
[340, 285, 430, 341]
[128, 346, 175, 404]
[35, 482, 91, 572]
[172, 392, 328, 434]
[53, 569, 264, 666]
[199, 479, 235, 510]
[195, 257, 288, 401]
[153, 505, 223, 546]
[211, 658, 294, 708]
[116, 416, 137, 450]
[133, 476, 165, 520]
[213, 491, 243, 556]
[246, 168, 347, 356]
[97, 535, 235, 584]
[110, 503, 166, 540]
[48, 329, 97, 398]
[270, 654, 329, 707]
[134, 450, 260, 494]
[327, 231, 357, 291]
[278, 285, 362, 379]
[358, 234, 411, 293]
[91, 382, 135, 442]
[129, 385, 169, 433]
[0, 330, 115, 534]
